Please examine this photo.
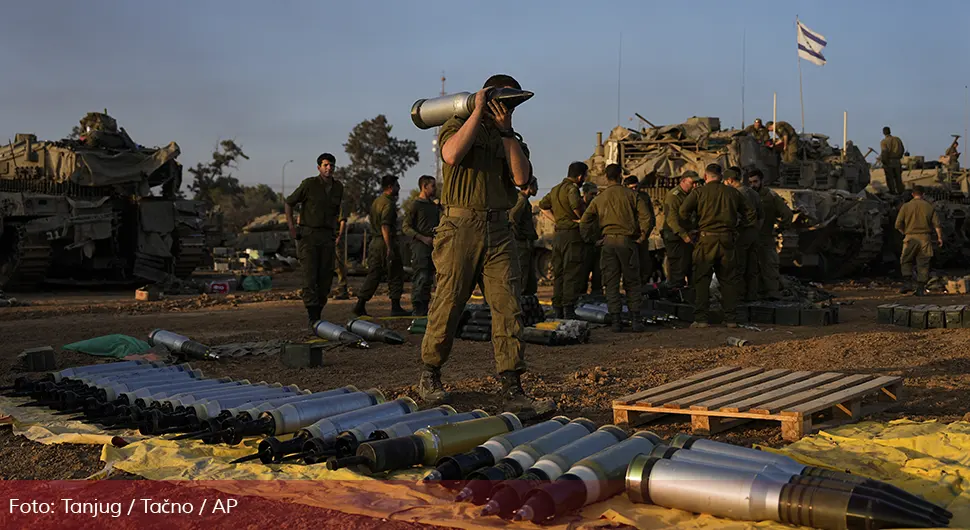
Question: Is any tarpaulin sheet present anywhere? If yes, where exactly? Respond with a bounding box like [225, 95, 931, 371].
[42, 142, 181, 186]
[94, 419, 968, 529]
[0, 396, 145, 447]
[62, 334, 152, 358]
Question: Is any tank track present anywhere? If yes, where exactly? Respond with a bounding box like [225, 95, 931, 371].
[0, 223, 53, 291]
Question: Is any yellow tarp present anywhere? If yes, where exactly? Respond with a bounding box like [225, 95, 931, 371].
[0, 396, 146, 447]
[3, 394, 967, 529]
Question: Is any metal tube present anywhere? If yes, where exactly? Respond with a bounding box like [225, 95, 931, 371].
[188, 386, 307, 420]
[301, 397, 418, 442]
[312, 320, 369, 348]
[148, 329, 217, 360]
[161, 382, 279, 410]
[410, 89, 534, 130]
[228, 386, 358, 422]
[513, 431, 664, 523]
[100, 370, 205, 401]
[51, 360, 156, 382]
[261, 389, 386, 435]
[371, 410, 487, 440]
[574, 305, 611, 324]
[134, 380, 251, 408]
[346, 319, 405, 345]
[334, 405, 458, 457]
[118, 378, 235, 406]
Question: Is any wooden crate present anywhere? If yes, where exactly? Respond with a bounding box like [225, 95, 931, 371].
[612, 366, 903, 441]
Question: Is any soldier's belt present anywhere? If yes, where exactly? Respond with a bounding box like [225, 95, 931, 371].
[444, 207, 507, 222]
[553, 226, 580, 232]
[700, 231, 734, 237]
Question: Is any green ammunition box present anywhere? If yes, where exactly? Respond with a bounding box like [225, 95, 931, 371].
[281, 343, 324, 369]
[927, 306, 945, 329]
[734, 304, 751, 323]
[800, 307, 832, 326]
[892, 306, 911, 327]
[876, 304, 898, 325]
[774, 305, 802, 326]
[674, 303, 695, 322]
[944, 305, 967, 328]
[749, 304, 776, 324]
[20, 346, 56, 372]
[909, 305, 929, 329]
[654, 300, 678, 315]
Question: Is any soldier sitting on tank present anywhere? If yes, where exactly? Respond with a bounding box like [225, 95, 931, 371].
[77, 112, 137, 150]
[766, 121, 799, 164]
[743, 119, 770, 145]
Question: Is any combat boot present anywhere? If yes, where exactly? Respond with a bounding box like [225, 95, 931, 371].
[306, 305, 322, 330]
[632, 319, 646, 333]
[914, 282, 927, 297]
[553, 306, 564, 319]
[610, 314, 623, 333]
[391, 299, 412, 317]
[334, 290, 350, 300]
[563, 305, 577, 320]
[352, 298, 369, 317]
[412, 301, 428, 317]
[499, 371, 555, 415]
[417, 365, 451, 404]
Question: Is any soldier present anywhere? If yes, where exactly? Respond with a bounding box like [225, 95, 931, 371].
[509, 176, 539, 295]
[747, 169, 793, 300]
[679, 164, 750, 328]
[743, 118, 770, 144]
[625, 175, 657, 285]
[724, 167, 763, 301]
[538, 161, 588, 319]
[332, 214, 350, 300]
[661, 171, 700, 288]
[285, 153, 344, 327]
[944, 136, 960, 172]
[767, 121, 799, 164]
[354, 175, 410, 317]
[581, 164, 651, 333]
[895, 186, 943, 296]
[880, 126, 905, 195]
[581, 182, 602, 296]
[419, 73, 548, 413]
[403, 175, 441, 316]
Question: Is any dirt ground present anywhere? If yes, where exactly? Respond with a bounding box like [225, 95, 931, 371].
[2, 271, 969, 525]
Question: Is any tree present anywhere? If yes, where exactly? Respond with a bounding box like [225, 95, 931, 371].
[341, 115, 419, 215]
[212, 183, 281, 232]
[188, 139, 250, 204]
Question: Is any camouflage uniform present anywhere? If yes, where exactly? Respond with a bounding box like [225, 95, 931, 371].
[661, 186, 694, 287]
[421, 116, 526, 375]
[895, 197, 940, 284]
[880, 135, 906, 194]
[357, 194, 404, 304]
[744, 124, 769, 144]
[286, 176, 344, 314]
[774, 121, 799, 164]
[538, 178, 585, 312]
[679, 180, 750, 325]
[580, 183, 652, 319]
[403, 197, 441, 313]
[509, 192, 538, 295]
[636, 189, 657, 285]
[736, 185, 764, 301]
[757, 186, 793, 299]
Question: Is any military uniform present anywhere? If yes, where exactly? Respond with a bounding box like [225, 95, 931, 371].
[636, 190, 657, 285]
[661, 186, 694, 287]
[945, 143, 960, 172]
[757, 186, 793, 299]
[580, 184, 652, 322]
[538, 178, 585, 313]
[880, 135, 905, 194]
[582, 217, 603, 295]
[736, 185, 764, 301]
[421, 116, 526, 376]
[286, 176, 344, 315]
[744, 124, 769, 144]
[895, 197, 941, 285]
[774, 121, 799, 164]
[509, 192, 538, 295]
[403, 197, 441, 314]
[358, 194, 404, 304]
[679, 180, 749, 324]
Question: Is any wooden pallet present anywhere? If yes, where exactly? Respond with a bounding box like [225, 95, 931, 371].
[612, 367, 903, 441]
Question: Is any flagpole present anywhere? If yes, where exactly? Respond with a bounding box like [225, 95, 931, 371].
[741, 28, 746, 128]
[797, 16, 805, 133]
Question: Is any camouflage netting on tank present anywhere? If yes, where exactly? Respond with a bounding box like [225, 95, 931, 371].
[1, 141, 180, 186]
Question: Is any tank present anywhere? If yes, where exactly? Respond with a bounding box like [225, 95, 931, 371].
[582, 116, 901, 279]
[0, 112, 212, 290]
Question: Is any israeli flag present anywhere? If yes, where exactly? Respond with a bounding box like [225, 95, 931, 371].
[797, 20, 827, 66]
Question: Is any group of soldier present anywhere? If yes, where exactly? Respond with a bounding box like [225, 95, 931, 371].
[283, 73, 948, 413]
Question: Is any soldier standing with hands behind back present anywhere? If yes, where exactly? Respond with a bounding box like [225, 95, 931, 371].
[895, 186, 943, 296]
[403, 175, 441, 316]
[285, 153, 344, 327]
[419, 74, 549, 414]
[880, 127, 906, 195]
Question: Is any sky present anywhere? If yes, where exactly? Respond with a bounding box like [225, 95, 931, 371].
[1, 0, 967, 197]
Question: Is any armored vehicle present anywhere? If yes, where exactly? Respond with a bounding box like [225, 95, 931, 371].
[582, 116, 887, 279]
[0, 112, 211, 290]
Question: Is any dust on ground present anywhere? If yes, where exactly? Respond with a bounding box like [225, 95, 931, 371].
[2, 272, 969, 511]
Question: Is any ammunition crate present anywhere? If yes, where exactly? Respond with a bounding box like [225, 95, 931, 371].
[640, 298, 655, 311]
[708, 310, 724, 325]
[774, 305, 802, 326]
[674, 303, 695, 322]
[734, 304, 751, 323]
[830, 305, 840, 324]
[800, 307, 834, 326]
[927, 306, 945, 329]
[654, 300, 678, 316]
[876, 304, 899, 325]
[944, 305, 966, 328]
[281, 343, 324, 369]
[909, 305, 929, 329]
[19, 346, 56, 372]
[748, 304, 776, 324]
[892, 306, 911, 327]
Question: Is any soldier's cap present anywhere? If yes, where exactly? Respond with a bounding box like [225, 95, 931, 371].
[681, 170, 701, 182]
